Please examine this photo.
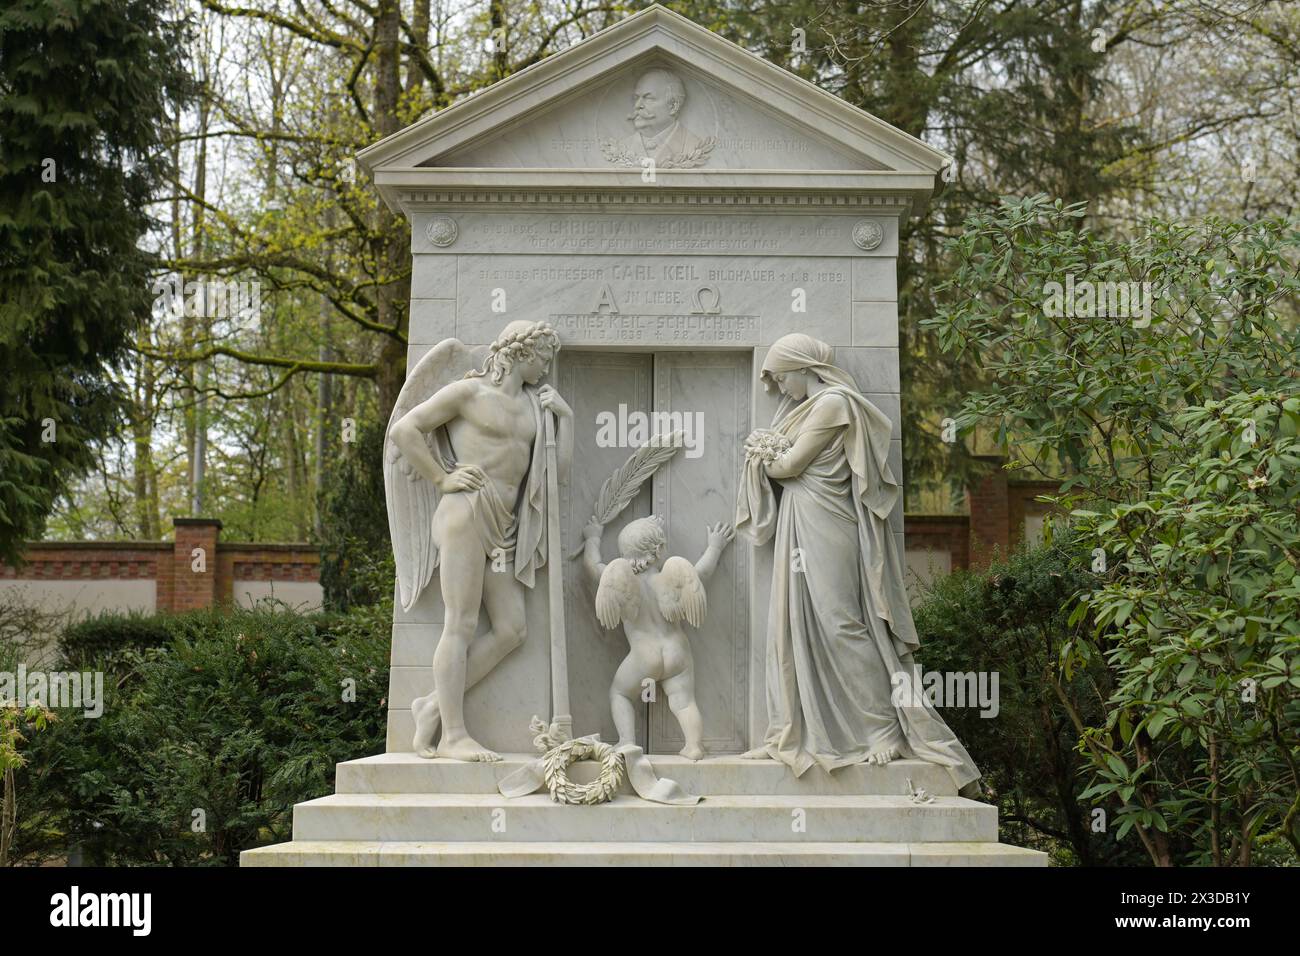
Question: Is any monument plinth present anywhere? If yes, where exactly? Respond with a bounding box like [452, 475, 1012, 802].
[243, 4, 1045, 866]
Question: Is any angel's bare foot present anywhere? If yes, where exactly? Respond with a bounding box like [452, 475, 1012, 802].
[865, 745, 900, 766]
[438, 732, 502, 762]
[740, 746, 770, 760]
[411, 692, 442, 755]
[679, 743, 706, 761]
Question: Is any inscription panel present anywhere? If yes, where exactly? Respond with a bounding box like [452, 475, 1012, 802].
[413, 212, 898, 258]
[455, 254, 853, 347]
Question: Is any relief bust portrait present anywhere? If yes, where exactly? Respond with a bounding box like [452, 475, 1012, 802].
[601, 67, 715, 169]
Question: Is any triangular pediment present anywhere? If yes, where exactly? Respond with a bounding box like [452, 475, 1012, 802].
[431, 51, 882, 172]
[358, 5, 949, 208]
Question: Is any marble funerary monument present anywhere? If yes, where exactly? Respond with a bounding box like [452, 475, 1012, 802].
[243, 4, 1044, 866]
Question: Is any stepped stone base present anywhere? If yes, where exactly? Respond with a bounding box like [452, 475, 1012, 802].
[241, 840, 1043, 866]
[241, 753, 1047, 867]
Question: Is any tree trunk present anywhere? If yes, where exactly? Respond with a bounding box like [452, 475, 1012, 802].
[189, 58, 212, 515]
[373, 0, 410, 419]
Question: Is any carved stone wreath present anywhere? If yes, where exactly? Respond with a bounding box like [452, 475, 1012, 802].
[852, 219, 885, 251]
[426, 215, 459, 247]
[530, 716, 626, 805]
[599, 139, 638, 166]
[543, 738, 625, 805]
[599, 136, 716, 169]
[659, 136, 716, 169]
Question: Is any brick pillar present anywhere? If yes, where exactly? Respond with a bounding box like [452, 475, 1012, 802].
[966, 457, 1009, 570]
[172, 518, 223, 611]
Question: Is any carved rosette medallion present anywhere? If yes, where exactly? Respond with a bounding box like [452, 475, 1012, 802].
[426, 215, 459, 248]
[852, 219, 885, 252]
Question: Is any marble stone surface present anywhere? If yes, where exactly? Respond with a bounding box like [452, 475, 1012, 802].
[290, 792, 999, 844]
[241, 840, 1045, 867]
[411, 211, 899, 259]
[559, 350, 655, 746]
[333, 752, 957, 796]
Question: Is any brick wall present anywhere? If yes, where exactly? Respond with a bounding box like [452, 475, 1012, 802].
[0, 543, 169, 582]
[1008, 480, 1064, 550]
[966, 455, 1011, 569]
[172, 518, 221, 611]
[904, 515, 971, 571]
[0, 518, 322, 614]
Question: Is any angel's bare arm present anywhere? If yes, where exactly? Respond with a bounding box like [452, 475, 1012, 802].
[582, 518, 606, 586]
[389, 380, 482, 492]
[695, 522, 734, 582]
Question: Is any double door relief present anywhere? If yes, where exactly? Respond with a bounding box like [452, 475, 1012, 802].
[558, 350, 750, 754]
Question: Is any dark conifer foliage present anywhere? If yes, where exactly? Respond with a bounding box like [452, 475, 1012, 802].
[0, 0, 192, 561]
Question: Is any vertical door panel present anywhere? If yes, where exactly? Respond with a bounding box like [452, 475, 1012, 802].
[650, 352, 750, 754]
[557, 351, 653, 746]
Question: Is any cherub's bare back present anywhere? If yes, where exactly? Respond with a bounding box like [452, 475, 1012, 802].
[621, 571, 692, 651]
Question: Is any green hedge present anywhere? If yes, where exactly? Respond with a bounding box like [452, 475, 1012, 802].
[9, 601, 390, 866]
[58, 611, 174, 665]
[912, 531, 1152, 866]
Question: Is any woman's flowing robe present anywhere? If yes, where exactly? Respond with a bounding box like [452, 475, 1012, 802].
[737, 385, 980, 791]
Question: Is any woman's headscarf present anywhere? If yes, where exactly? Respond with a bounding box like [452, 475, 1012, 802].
[760, 333, 863, 421]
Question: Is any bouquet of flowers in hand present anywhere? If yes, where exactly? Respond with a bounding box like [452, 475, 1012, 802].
[744, 428, 792, 465]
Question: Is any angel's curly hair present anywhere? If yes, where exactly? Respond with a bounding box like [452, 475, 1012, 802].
[617, 515, 667, 573]
[466, 320, 561, 385]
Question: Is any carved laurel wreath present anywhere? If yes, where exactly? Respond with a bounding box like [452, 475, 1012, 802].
[599, 139, 638, 166]
[530, 716, 625, 805]
[599, 136, 716, 169]
[661, 136, 716, 169]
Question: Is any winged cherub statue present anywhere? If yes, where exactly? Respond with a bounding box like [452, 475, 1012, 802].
[581, 514, 734, 760]
[385, 320, 572, 762]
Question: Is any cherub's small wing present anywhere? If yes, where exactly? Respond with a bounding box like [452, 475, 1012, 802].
[595, 558, 640, 629]
[654, 556, 706, 628]
[383, 338, 484, 611]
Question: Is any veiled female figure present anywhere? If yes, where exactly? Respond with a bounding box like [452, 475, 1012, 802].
[736, 333, 980, 795]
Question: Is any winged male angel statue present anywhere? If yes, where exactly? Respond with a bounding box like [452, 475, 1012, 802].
[385, 320, 572, 761]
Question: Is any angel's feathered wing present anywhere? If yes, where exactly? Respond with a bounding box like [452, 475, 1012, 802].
[383, 338, 484, 611]
[653, 556, 706, 628]
[595, 558, 640, 629]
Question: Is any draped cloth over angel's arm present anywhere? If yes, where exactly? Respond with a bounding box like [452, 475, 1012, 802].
[508, 387, 549, 588]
